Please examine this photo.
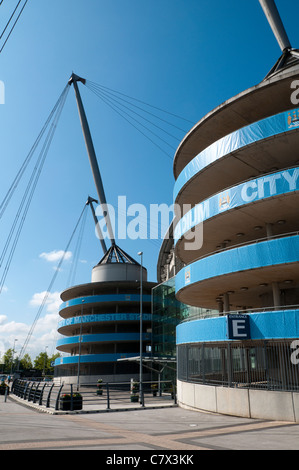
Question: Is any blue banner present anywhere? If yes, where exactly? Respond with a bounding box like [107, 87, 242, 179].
[174, 107, 299, 202]
[60, 294, 152, 312]
[58, 312, 151, 329]
[175, 236, 299, 293]
[174, 167, 299, 243]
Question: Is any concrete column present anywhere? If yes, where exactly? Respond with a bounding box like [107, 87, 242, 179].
[223, 293, 230, 313]
[272, 282, 281, 310]
[217, 299, 224, 316]
[266, 223, 281, 309]
[266, 223, 273, 238]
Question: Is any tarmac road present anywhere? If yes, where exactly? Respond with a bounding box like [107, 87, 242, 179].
[1, 395, 299, 451]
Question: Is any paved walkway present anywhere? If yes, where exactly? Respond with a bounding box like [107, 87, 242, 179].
[1, 395, 299, 451]
[8, 389, 177, 414]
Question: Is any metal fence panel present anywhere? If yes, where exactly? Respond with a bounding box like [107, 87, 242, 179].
[177, 340, 299, 391]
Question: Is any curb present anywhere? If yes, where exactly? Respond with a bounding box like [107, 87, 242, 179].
[9, 395, 178, 415]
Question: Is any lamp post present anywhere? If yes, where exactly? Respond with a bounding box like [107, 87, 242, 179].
[138, 251, 144, 406]
[42, 346, 48, 377]
[10, 339, 17, 376]
[77, 299, 85, 391]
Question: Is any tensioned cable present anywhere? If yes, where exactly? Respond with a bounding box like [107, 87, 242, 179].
[0, 85, 69, 291]
[66, 204, 88, 288]
[87, 81, 189, 134]
[85, 84, 175, 160]
[18, 203, 88, 361]
[84, 80, 195, 160]
[0, 84, 70, 293]
[87, 84, 177, 150]
[87, 82, 181, 145]
[0, 85, 69, 265]
[0, 0, 29, 54]
[0, 0, 22, 41]
[86, 80, 194, 125]
[0, 84, 69, 220]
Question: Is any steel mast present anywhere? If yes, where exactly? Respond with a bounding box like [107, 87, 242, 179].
[86, 196, 107, 254]
[259, 0, 291, 52]
[259, 0, 299, 79]
[68, 73, 115, 247]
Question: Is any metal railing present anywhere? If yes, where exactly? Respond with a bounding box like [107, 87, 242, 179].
[177, 340, 299, 392]
[188, 230, 299, 267]
[11, 379, 177, 411]
[180, 304, 299, 322]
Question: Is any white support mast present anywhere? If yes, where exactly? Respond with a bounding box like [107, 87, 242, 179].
[69, 73, 115, 247]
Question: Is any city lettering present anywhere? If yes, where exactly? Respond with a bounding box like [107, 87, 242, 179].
[241, 169, 299, 203]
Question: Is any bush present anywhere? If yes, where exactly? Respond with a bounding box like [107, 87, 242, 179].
[60, 393, 82, 410]
[0, 381, 9, 395]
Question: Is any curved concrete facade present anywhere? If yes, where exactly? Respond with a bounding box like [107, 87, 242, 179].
[54, 261, 155, 384]
[174, 62, 299, 419]
[174, 66, 299, 313]
[173, 66, 299, 178]
[177, 381, 299, 422]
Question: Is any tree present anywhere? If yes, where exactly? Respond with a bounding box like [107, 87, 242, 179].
[18, 354, 32, 371]
[48, 353, 60, 374]
[33, 352, 60, 375]
[3, 348, 18, 373]
[2, 348, 61, 376]
[34, 352, 49, 373]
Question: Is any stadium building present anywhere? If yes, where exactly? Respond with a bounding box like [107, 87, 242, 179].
[158, 0, 299, 421]
[54, 244, 155, 384]
[54, 75, 155, 384]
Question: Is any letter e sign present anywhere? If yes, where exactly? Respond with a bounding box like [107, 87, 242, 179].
[227, 314, 250, 340]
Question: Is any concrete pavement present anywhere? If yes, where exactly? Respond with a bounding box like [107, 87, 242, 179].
[1, 395, 299, 451]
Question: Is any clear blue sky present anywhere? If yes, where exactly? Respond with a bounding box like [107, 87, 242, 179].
[0, 0, 298, 361]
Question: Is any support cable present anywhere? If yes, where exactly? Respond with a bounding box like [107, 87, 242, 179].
[84, 80, 195, 160]
[0, 0, 29, 54]
[87, 82, 181, 146]
[86, 80, 189, 134]
[86, 80, 194, 125]
[87, 83, 177, 149]
[66, 203, 88, 288]
[0, 0, 22, 41]
[0, 84, 69, 220]
[85, 84, 175, 160]
[0, 84, 70, 293]
[18, 203, 88, 361]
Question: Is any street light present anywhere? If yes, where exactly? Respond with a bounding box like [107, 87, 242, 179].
[10, 339, 18, 376]
[138, 251, 144, 406]
[42, 346, 48, 376]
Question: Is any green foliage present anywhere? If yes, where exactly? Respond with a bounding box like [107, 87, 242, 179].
[1, 348, 61, 375]
[61, 393, 82, 400]
[19, 354, 32, 371]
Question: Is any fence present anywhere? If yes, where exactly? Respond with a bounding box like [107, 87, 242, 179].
[11, 379, 176, 412]
[177, 340, 299, 391]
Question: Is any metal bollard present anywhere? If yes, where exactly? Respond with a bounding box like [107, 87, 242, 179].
[106, 382, 110, 410]
[70, 384, 73, 411]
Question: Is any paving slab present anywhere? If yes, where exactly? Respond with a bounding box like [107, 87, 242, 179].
[1, 395, 299, 451]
